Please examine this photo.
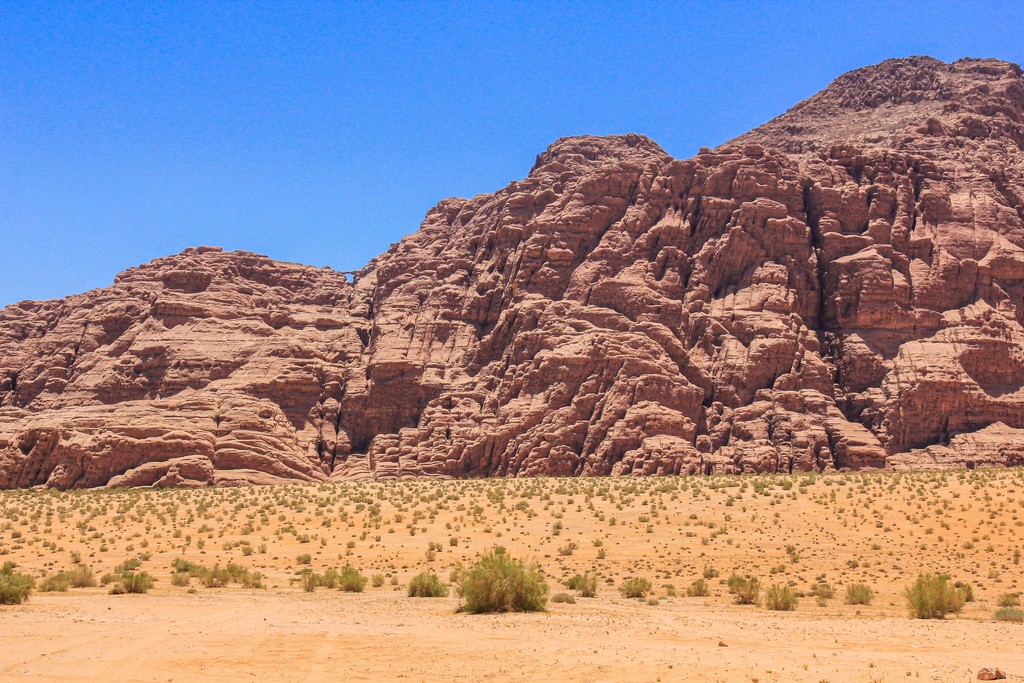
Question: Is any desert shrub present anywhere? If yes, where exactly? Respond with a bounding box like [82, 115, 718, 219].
[954, 580, 974, 602]
[456, 547, 548, 614]
[371, 573, 385, 588]
[998, 593, 1021, 608]
[68, 565, 97, 588]
[115, 558, 142, 573]
[906, 574, 965, 619]
[319, 568, 340, 589]
[764, 584, 798, 611]
[551, 592, 576, 604]
[112, 571, 155, 595]
[845, 583, 874, 605]
[301, 570, 319, 592]
[38, 572, 72, 593]
[170, 572, 191, 587]
[619, 577, 652, 599]
[296, 553, 312, 565]
[565, 573, 597, 597]
[338, 566, 367, 593]
[686, 579, 709, 597]
[995, 607, 1024, 623]
[813, 582, 835, 600]
[0, 563, 34, 605]
[728, 575, 760, 605]
[407, 571, 448, 598]
[241, 570, 264, 589]
[203, 565, 231, 588]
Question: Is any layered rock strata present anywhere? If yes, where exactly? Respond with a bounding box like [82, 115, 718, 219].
[2, 56, 1023, 487]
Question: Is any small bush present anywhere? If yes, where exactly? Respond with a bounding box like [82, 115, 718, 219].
[0, 563, 34, 605]
[551, 592, 576, 604]
[68, 565, 97, 588]
[296, 554, 312, 565]
[998, 593, 1021, 608]
[995, 607, 1024, 623]
[38, 572, 72, 593]
[813, 582, 835, 600]
[686, 578, 709, 597]
[619, 577, 652, 599]
[301, 570, 320, 592]
[845, 583, 874, 605]
[728, 575, 760, 605]
[318, 568, 339, 590]
[565, 573, 597, 597]
[371, 573, 385, 588]
[954, 581, 974, 603]
[456, 547, 548, 614]
[338, 566, 367, 593]
[764, 584, 798, 611]
[203, 565, 231, 588]
[407, 571, 448, 598]
[170, 572, 191, 587]
[113, 571, 155, 595]
[906, 574, 964, 619]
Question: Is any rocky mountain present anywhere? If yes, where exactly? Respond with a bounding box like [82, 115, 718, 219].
[2, 56, 1024, 488]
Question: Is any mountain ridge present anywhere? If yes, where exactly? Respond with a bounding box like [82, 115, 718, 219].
[3, 56, 1024, 488]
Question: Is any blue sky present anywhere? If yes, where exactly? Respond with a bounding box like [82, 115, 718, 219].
[2, 1, 1023, 306]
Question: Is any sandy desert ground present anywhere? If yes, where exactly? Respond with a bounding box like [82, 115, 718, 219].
[1, 469, 1022, 682]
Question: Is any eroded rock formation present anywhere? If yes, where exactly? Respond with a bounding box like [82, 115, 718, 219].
[2, 56, 1024, 487]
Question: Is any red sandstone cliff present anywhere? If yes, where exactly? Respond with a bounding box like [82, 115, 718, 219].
[2, 56, 1023, 487]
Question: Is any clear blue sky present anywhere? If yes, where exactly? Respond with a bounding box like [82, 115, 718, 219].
[3, 1, 1023, 306]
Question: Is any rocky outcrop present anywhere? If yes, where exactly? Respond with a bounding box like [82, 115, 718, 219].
[2, 56, 1024, 487]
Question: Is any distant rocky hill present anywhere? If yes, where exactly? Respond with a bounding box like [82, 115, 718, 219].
[2, 56, 1023, 488]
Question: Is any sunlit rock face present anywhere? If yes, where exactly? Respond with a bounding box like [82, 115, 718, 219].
[3, 57, 1024, 488]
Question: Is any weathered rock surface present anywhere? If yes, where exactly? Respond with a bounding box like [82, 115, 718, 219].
[2, 56, 1024, 487]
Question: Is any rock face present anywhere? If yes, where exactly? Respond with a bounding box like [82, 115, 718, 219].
[2, 56, 1024, 487]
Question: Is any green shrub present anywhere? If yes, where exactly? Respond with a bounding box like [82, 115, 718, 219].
[338, 566, 367, 593]
[686, 578, 709, 597]
[0, 563, 34, 605]
[906, 574, 965, 619]
[551, 592, 576, 604]
[68, 565, 97, 588]
[38, 572, 72, 593]
[456, 547, 548, 614]
[565, 573, 597, 597]
[301, 570, 319, 592]
[813, 582, 835, 600]
[171, 572, 191, 587]
[202, 565, 231, 588]
[764, 583, 798, 611]
[729, 575, 760, 605]
[319, 568, 340, 589]
[296, 554, 312, 565]
[845, 583, 874, 605]
[954, 581, 974, 603]
[995, 607, 1024, 623]
[407, 571, 448, 598]
[113, 571, 155, 595]
[619, 577, 652, 599]
[998, 593, 1021, 608]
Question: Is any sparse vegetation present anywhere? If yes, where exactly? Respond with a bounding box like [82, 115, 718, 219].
[764, 583, 798, 611]
[407, 571, 448, 597]
[906, 574, 965, 619]
[0, 562, 34, 604]
[456, 548, 547, 614]
[619, 576, 652, 599]
[845, 583, 874, 606]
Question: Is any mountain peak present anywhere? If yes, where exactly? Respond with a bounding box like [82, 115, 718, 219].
[728, 56, 1024, 153]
